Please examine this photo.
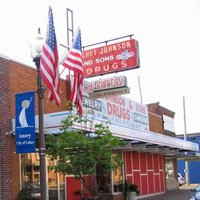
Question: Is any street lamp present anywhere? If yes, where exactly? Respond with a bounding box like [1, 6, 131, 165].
[30, 28, 47, 200]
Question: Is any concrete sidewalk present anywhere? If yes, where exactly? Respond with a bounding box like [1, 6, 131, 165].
[138, 185, 198, 200]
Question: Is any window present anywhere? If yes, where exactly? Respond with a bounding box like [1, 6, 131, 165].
[165, 160, 175, 179]
[20, 153, 65, 200]
[97, 151, 124, 194]
[112, 152, 123, 193]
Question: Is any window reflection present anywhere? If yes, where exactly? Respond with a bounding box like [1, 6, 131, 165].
[165, 160, 175, 179]
[97, 151, 123, 194]
[113, 152, 123, 193]
[21, 153, 65, 200]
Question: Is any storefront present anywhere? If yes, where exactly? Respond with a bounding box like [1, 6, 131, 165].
[0, 57, 198, 200]
[16, 108, 198, 199]
[15, 84, 198, 199]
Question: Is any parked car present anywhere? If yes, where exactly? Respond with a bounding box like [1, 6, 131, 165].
[189, 191, 200, 200]
[191, 184, 200, 192]
[189, 185, 200, 200]
[178, 173, 186, 186]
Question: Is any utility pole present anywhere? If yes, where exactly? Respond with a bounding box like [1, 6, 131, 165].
[183, 96, 189, 185]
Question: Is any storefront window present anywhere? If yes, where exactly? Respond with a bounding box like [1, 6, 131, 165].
[97, 151, 123, 194]
[165, 160, 175, 179]
[21, 153, 65, 200]
[21, 153, 40, 194]
[112, 152, 123, 193]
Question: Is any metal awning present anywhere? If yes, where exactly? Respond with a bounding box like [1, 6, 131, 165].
[110, 128, 199, 153]
[12, 110, 199, 155]
[165, 153, 200, 161]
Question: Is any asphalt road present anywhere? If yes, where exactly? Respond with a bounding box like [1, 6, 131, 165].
[138, 185, 198, 200]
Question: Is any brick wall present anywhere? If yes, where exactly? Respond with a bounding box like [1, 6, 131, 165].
[0, 57, 12, 200]
[147, 102, 175, 118]
[9, 60, 67, 119]
[148, 112, 163, 134]
[147, 102, 175, 136]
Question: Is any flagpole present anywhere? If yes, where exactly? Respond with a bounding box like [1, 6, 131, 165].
[138, 76, 143, 104]
[183, 96, 189, 185]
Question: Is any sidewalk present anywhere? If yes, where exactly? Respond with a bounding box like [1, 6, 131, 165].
[138, 185, 198, 200]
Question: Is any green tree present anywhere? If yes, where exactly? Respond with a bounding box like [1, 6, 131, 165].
[46, 108, 126, 200]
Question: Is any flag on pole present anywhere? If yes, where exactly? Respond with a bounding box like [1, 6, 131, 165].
[62, 28, 83, 115]
[40, 6, 60, 105]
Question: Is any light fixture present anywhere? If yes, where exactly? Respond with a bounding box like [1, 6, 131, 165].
[30, 28, 47, 200]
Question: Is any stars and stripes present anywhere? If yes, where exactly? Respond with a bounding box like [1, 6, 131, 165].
[62, 28, 83, 115]
[40, 6, 60, 106]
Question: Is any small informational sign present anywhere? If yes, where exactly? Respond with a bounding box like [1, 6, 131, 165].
[83, 96, 102, 112]
[163, 115, 175, 132]
[83, 39, 140, 77]
[91, 76, 127, 91]
[15, 91, 36, 153]
[89, 87, 130, 99]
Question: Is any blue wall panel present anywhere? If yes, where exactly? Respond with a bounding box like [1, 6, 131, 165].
[177, 135, 200, 184]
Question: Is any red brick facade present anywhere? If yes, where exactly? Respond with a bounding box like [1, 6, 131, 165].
[0, 57, 12, 200]
[0, 57, 68, 200]
[148, 102, 176, 137]
[148, 112, 163, 134]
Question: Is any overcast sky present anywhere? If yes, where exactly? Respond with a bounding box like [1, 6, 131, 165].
[1, 0, 200, 135]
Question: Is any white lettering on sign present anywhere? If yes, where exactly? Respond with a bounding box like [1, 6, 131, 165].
[99, 41, 131, 54]
[96, 55, 114, 63]
[91, 76, 127, 91]
[82, 49, 97, 59]
[82, 41, 131, 59]
[134, 113, 148, 125]
[86, 61, 128, 75]
[19, 134, 31, 139]
[83, 96, 102, 112]
[89, 87, 130, 99]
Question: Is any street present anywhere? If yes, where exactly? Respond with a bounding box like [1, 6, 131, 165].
[138, 185, 198, 200]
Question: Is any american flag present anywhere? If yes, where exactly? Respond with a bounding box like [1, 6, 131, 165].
[40, 6, 60, 106]
[62, 28, 83, 115]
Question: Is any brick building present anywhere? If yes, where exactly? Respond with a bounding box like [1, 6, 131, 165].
[0, 55, 198, 200]
[0, 55, 67, 200]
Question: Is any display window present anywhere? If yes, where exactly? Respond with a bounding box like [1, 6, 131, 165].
[96, 151, 124, 194]
[21, 153, 65, 200]
[112, 152, 124, 193]
[165, 159, 175, 179]
[20, 151, 123, 199]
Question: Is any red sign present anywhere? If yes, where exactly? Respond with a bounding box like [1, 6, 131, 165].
[82, 39, 140, 77]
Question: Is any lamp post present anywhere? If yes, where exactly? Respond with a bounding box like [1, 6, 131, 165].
[30, 29, 47, 200]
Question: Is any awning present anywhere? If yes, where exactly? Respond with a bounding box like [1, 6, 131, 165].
[12, 110, 199, 155]
[165, 152, 200, 161]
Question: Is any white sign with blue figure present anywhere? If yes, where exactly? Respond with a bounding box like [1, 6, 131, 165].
[15, 91, 36, 153]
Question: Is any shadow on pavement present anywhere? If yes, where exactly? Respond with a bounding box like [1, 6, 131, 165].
[138, 185, 198, 200]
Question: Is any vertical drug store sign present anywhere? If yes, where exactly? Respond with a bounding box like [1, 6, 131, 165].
[15, 91, 36, 153]
[82, 39, 140, 77]
[83, 81, 149, 135]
